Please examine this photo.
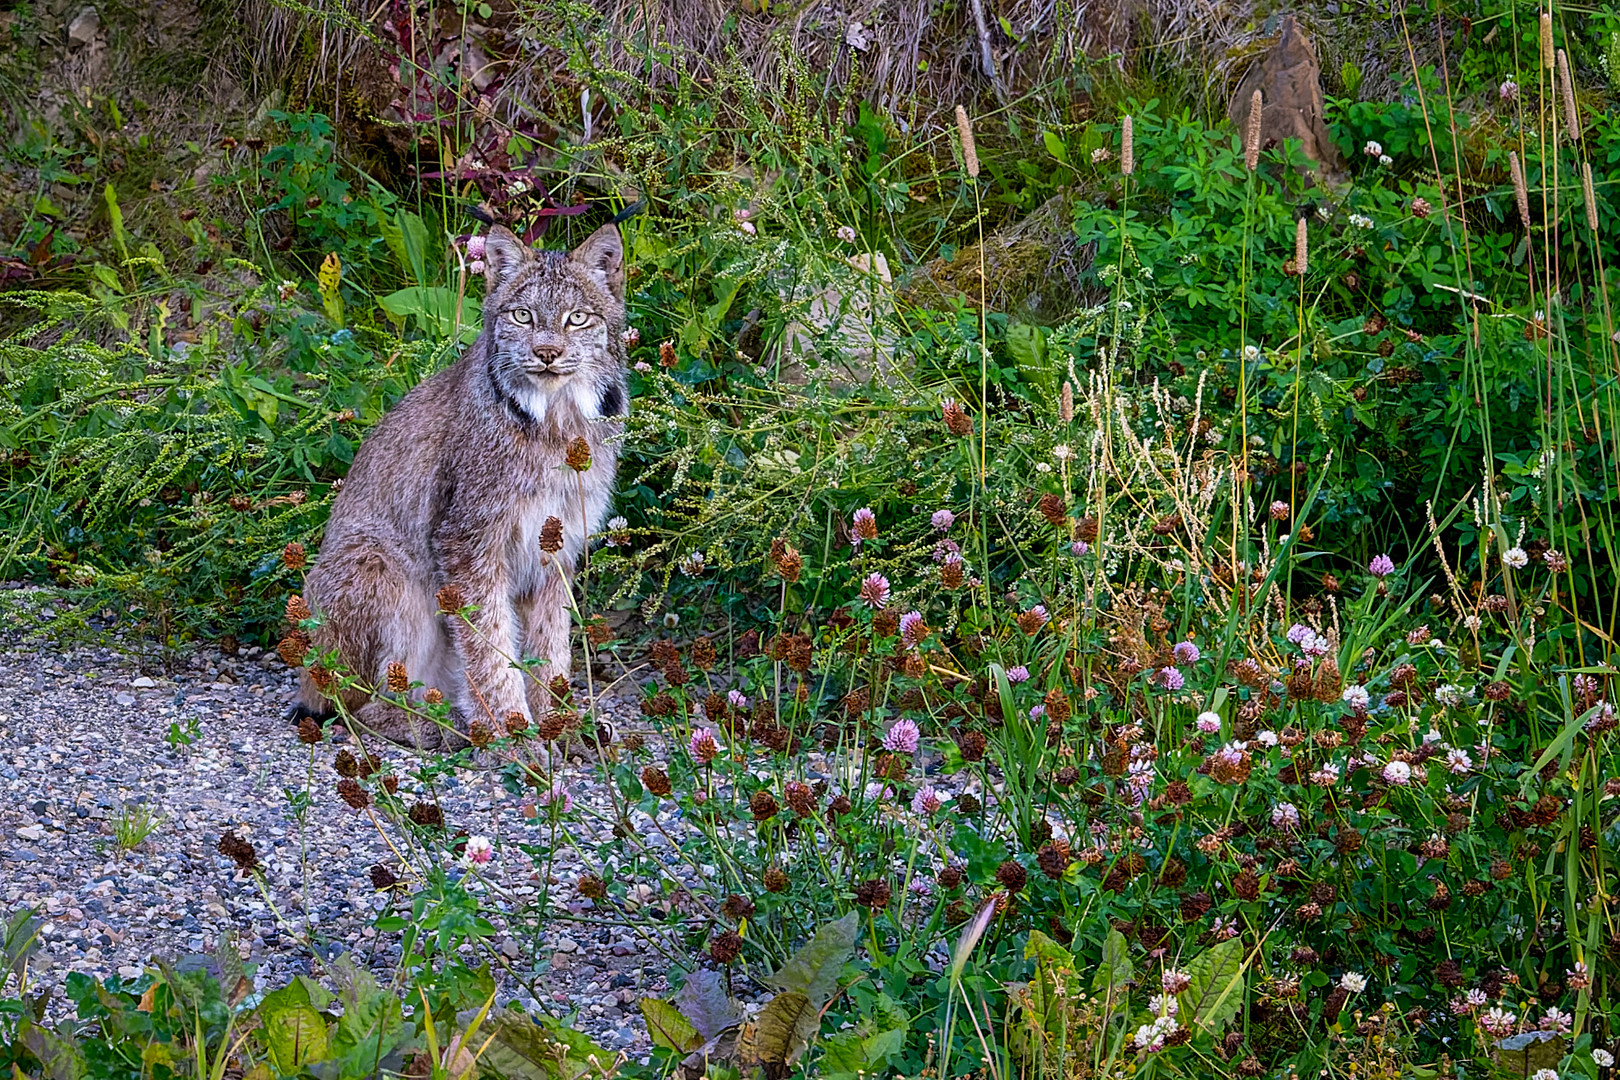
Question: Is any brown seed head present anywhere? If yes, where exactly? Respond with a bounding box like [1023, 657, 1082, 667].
[996, 860, 1028, 892]
[386, 661, 409, 694]
[468, 720, 494, 748]
[424, 688, 444, 705]
[565, 436, 592, 472]
[763, 866, 789, 893]
[776, 546, 803, 582]
[217, 831, 260, 872]
[958, 729, 987, 762]
[659, 340, 677, 367]
[749, 789, 779, 821]
[334, 749, 359, 778]
[722, 894, 756, 920]
[278, 629, 311, 668]
[577, 874, 608, 900]
[504, 711, 529, 737]
[854, 878, 891, 909]
[708, 930, 744, 965]
[436, 584, 466, 613]
[539, 516, 564, 553]
[281, 541, 306, 570]
[337, 778, 369, 810]
[641, 766, 672, 797]
[1244, 89, 1263, 171]
[297, 716, 322, 744]
[286, 594, 312, 623]
[369, 864, 399, 890]
[407, 802, 445, 829]
[942, 400, 973, 437]
[691, 636, 716, 672]
[1038, 493, 1067, 529]
[954, 105, 979, 178]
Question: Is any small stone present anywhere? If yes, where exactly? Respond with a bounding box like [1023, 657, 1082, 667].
[114, 693, 136, 707]
[554, 937, 579, 953]
[16, 826, 44, 842]
[117, 965, 142, 980]
[132, 677, 156, 688]
[501, 939, 521, 959]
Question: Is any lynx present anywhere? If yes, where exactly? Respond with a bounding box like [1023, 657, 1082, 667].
[288, 223, 630, 747]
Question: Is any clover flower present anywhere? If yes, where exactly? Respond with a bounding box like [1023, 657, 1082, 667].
[1541, 1007, 1573, 1034]
[931, 509, 955, 531]
[1503, 546, 1529, 569]
[728, 689, 749, 710]
[1173, 640, 1201, 664]
[1070, 540, 1090, 556]
[1157, 666, 1185, 691]
[1339, 972, 1367, 993]
[1500, 78, 1519, 101]
[1594, 1049, 1614, 1068]
[863, 781, 894, 800]
[883, 718, 920, 754]
[1007, 665, 1030, 683]
[1161, 969, 1192, 994]
[852, 507, 878, 540]
[1480, 1007, 1516, 1037]
[859, 572, 891, 609]
[463, 835, 494, 865]
[835, 224, 857, 244]
[1196, 711, 1222, 734]
[536, 783, 573, 813]
[1272, 802, 1301, 829]
[689, 727, 722, 764]
[1382, 760, 1413, 785]
[1369, 553, 1396, 577]
[1446, 748, 1473, 774]
[1364, 140, 1384, 157]
[899, 611, 926, 647]
[911, 785, 946, 815]
[1256, 729, 1279, 747]
[1342, 684, 1371, 710]
[1310, 763, 1340, 786]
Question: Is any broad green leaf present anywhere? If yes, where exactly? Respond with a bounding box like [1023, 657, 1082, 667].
[1042, 130, 1068, 164]
[763, 912, 857, 1006]
[1181, 938, 1245, 1032]
[262, 1003, 330, 1071]
[483, 1008, 619, 1080]
[640, 997, 702, 1053]
[1024, 929, 1072, 968]
[18, 1020, 86, 1080]
[673, 969, 741, 1039]
[379, 286, 480, 341]
[1090, 928, 1132, 993]
[737, 991, 818, 1067]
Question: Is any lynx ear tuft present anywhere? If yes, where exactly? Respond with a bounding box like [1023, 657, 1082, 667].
[483, 227, 530, 290]
[569, 223, 625, 301]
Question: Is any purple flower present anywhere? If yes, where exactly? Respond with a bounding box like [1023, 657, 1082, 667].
[1286, 623, 1311, 644]
[1070, 540, 1089, 556]
[883, 718, 920, 754]
[1369, 553, 1396, 577]
[1157, 666, 1185, 691]
[863, 781, 894, 801]
[1029, 704, 1046, 719]
[1172, 640, 1201, 665]
[465, 234, 487, 260]
[537, 783, 573, 813]
[727, 689, 749, 709]
[689, 727, 722, 764]
[1271, 802, 1300, 829]
[859, 573, 891, 610]
[1195, 711, 1222, 734]
[1026, 604, 1050, 627]
[1007, 665, 1030, 683]
[911, 785, 946, 815]
[899, 611, 925, 647]
[931, 509, 955, 531]
[852, 507, 877, 540]
[932, 539, 961, 563]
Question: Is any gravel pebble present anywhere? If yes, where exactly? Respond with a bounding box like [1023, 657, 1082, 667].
[0, 589, 681, 1057]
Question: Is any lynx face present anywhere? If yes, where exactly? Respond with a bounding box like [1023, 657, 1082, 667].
[482, 225, 628, 428]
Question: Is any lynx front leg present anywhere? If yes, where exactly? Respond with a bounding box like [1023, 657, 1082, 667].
[437, 533, 530, 728]
[519, 558, 576, 717]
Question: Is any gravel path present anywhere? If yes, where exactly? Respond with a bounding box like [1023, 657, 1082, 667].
[0, 586, 681, 1058]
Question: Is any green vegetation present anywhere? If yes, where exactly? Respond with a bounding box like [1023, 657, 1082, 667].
[6, 0, 1620, 1077]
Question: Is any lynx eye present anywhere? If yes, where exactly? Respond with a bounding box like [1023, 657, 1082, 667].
[564, 310, 593, 328]
[508, 308, 532, 325]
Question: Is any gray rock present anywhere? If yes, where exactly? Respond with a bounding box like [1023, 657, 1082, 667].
[66, 6, 99, 45]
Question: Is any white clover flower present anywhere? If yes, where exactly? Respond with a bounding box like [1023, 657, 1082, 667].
[463, 835, 494, 865]
[1243, 344, 1260, 362]
[1594, 1049, 1615, 1068]
[1503, 546, 1529, 569]
[1342, 685, 1371, 710]
[1052, 444, 1075, 461]
[1364, 140, 1384, 157]
[1531, 1071, 1559, 1080]
[1091, 147, 1112, 164]
[1348, 213, 1374, 229]
[1340, 971, 1368, 993]
[1195, 711, 1222, 734]
[1379, 154, 1393, 166]
[1257, 730, 1279, 747]
[1433, 683, 1470, 708]
[1382, 760, 1413, 785]
[606, 515, 628, 531]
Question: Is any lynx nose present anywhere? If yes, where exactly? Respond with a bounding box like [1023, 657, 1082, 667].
[531, 344, 564, 367]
